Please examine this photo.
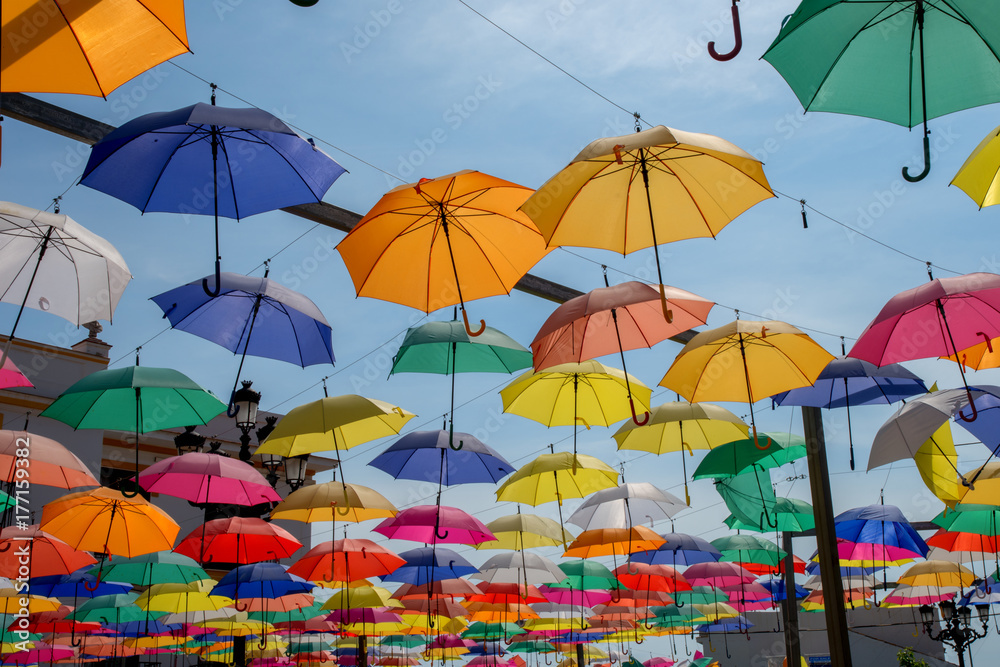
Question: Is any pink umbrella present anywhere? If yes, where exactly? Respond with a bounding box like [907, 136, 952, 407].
[643, 658, 676, 667]
[3, 642, 75, 663]
[425, 634, 477, 650]
[0, 357, 31, 390]
[373, 505, 495, 545]
[138, 452, 280, 506]
[836, 539, 923, 563]
[468, 656, 516, 667]
[683, 562, 757, 588]
[538, 585, 611, 607]
[325, 607, 403, 626]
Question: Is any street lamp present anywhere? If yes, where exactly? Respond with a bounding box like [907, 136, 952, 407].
[232, 380, 261, 462]
[919, 600, 989, 667]
[255, 416, 282, 487]
[174, 426, 205, 455]
[283, 454, 310, 491]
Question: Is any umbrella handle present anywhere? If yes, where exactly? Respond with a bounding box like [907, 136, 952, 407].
[708, 0, 742, 61]
[121, 485, 140, 498]
[202, 261, 223, 297]
[334, 500, 352, 517]
[902, 135, 931, 183]
[634, 628, 644, 645]
[83, 571, 102, 592]
[754, 434, 772, 451]
[70, 635, 83, 647]
[259, 635, 267, 649]
[462, 309, 486, 337]
[435, 526, 450, 540]
[912, 624, 920, 638]
[628, 399, 649, 426]
[236, 601, 249, 612]
[449, 431, 464, 451]
[0, 542, 10, 553]
[625, 559, 640, 575]
[675, 598, 685, 608]
[959, 390, 979, 423]
[575, 417, 591, 430]
[979, 331, 994, 353]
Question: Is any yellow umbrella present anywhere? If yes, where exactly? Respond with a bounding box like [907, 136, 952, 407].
[0, 590, 60, 613]
[475, 510, 574, 550]
[660, 319, 833, 449]
[951, 123, 1000, 208]
[256, 394, 415, 459]
[520, 124, 772, 320]
[271, 480, 397, 523]
[124, 635, 191, 649]
[336, 170, 550, 334]
[320, 585, 401, 611]
[612, 400, 748, 505]
[915, 420, 962, 510]
[1, 0, 189, 97]
[898, 561, 977, 589]
[496, 452, 618, 506]
[957, 462, 1000, 506]
[137, 585, 233, 613]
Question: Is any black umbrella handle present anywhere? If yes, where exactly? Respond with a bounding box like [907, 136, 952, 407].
[202, 259, 222, 297]
[902, 134, 931, 183]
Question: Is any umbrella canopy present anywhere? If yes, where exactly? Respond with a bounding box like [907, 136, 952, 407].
[495, 452, 619, 506]
[391, 320, 531, 374]
[567, 483, 686, 531]
[379, 547, 478, 586]
[270, 480, 397, 524]
[724, 497, 815, 534]
[519, 125, 772, 318]
[0, 358, 30, 390]
[81, 102, 346, 291]
[475, 512, 574, 550]
[898, 561, 978, 589]
[29, 568, 131, 599]
[212, 563, 313, 600]
[762, 0, 1000, 180]
[369, 430, 513, 485]
[472, 552, 566, 587]
[630, 533, 722, 568]
[89, 552, 207, 586]
[711, 535, 786, 568]
[562, 526, 665, 559]
[373, 506, 495, 546]
[0, 0, 189, 96]
[39, 487, 179, 558]
[174, 517, 302, 565]
[0, 430, 97, 489]
[952, 123, 1000, 208]
[530, 281, 713, 371]
[138, 452, 280, 506]
[693, 433, 806, 480]
[0, 525, 96, 578]
[256, 394, 415, 458]
[336, 170, 549, 330]
[835, 505, 929, 562]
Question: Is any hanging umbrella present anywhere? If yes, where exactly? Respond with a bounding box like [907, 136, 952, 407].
[379, 547, 478, 586]
[89, 552, 207, 586]
[763, 0, 1000, 181]
[150, 270, 335, 408]
[711, 535, 786, 569]
[835, 505, 928, 601]
[562, 526, 665, 559]
[660, 318, 833, 450]
[137, 452, 280, 506]
[692, 433, 806, 480]
[475, 511, 574, 550]
[724, 497, 815, 534]
[519, 124, 772, 321]
[289, 538, 405, 585]
[630, 533, 721, 568]
[0, 358, 30, 390]
[472, 552, 566, 587]
[81, 100, 346, 294]
[271, 479, 397, 524]
[0, 525, 96, 578]
[897, 561, 978, 589]
[567, 483, 686, 532]
[369, 430, 513, 484]
[336, 170, 549, 334]
[0, 0, 189, 96]
[0, 202, 131, 369]
[771, 351, 927, 469]
[174, 516, 302, 566]
[952, 123, 1000, 208]
[0, 430, 97, 490]
[913, 409, 963, 509]
[39, 487, 179, 558]
[38, 359, 227, 494]
[613, 401, 747, 505]
[501, 361, 651, 454]
[713, 466, 779, 530]
[373, 506, 495, 546]
[29, 568, 131, 599]
[389, 318, 531, 449]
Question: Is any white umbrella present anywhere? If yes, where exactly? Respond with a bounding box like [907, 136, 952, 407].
[471, 552, 566, 585]
[567, 482, 686, 531]
[0, 201, 131, 365]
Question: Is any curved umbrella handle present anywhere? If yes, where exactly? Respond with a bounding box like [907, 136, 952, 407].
[754, 434, 772, 451]
[449, 431, 464, 451]
[70, 634, 83, 647]
[462, 309, 486, 337]
[575, 417, 591, 430]
[726, 639, 732, 659]
[121, 485, 140, 498]
[202, 260, 223, 298]
[707, 635, 714, 652]
[979, 331, 995, 353]
[609, 587, 621, 604]
[625, 559, 640, 575]
[634, 628, 644, 645]
[83, 571, 102, 592]
[0, 542, 11, 553]
[236, 601, 249, 612]
[912, 624, 920, 638]
[675, 598, 685, 608]
[361, 546, 368, 559]
[708, 0, 742, 61]
[862, 598, 872, 611]
[959, 390, 979, 423]
[435, 526, 450, 540]
[902, 135, 931, 183]
[629, 399, 649, 426]
[334, 499, 352, 517]
[259, 635, 268, 649]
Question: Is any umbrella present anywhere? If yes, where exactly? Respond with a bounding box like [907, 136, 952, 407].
[711, 535, 786, 568]
[336, 170, 549, 333]
[0, 0, 189, 96]
[613, 401, 748, 505]
[763, 0, 1000, 181]
[150, 270, 335, 407]
[0, 358, 30, 390]
[692, 433, 806, 480]
[660, 318, 834, 450]
[271, 480, 397, 524]
[836, 504, 928, 601]
[567, 483, 686, 531]
[373, 505, 495, 546]
[501, 361, 651, 455]
[38, 359, 227, 494]
[562, 526, 665, 559]
[379, 547, 478, 586]
[389, 318, 531, 449]
[475, 511, 574, 550]
[472, 552, 566, 586]
[81, 100, 346, 294]
[88, 552, 207, 586]
[137, 452, 280, 506]
[29, 568, 131, 599]
[174, 516, 302, 566]
[0, 201, 131, 369]
[953, 124, 1000, 208]
[39, 486, 179, 558]
[724, 497, 815, 534]
[772, 351, 927, 469]
[519, 124, 772, 320]
[0, 430, 97, 490]
[0, 525, 96, 578]
[713, 466, 779, 530]
[369, 430, 513, 485]
[631, 533, 721, 569]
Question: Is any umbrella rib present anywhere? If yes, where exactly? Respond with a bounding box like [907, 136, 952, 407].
[216, 135, 242, 221]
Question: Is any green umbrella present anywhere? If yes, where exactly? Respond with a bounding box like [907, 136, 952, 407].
[762, 0, 1000, 181]
[39, 360, 226, 496]
[711, 534, 786, 567]
[649, 604, 701, 628]
[714, 466, 778, 529]
[88, 551, 208, 586]
[671, 586, 730, 607]
[462, 621, 525, 640]
[724, 497, 815, 533]
[932, 506, 1000, 536]
[390, 318, 531, 450]
[692, 432, 805, 480]
[547, 560, 624, 591]
[0, 490, 14, 513]
[506, 639, 556, 654]
[69, 592, 158, 624]
[248, 599, 324, 624]
[379, 636, 426, 648]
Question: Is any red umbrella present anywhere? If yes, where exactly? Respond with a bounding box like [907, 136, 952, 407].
[287, 538, 404, 584]
[0, 525, 96, 578]
[373, 505, 495, 545]
[0, 431, 98, 489]
[138, 452, 280, 506]
[467, 582, 547, 604]
[2, 642, 75, 663]
[231, 593, 314, 612]
[613, 562, 691, 593]
[173, 517, 301, 565]
[14, 606, 101, 635]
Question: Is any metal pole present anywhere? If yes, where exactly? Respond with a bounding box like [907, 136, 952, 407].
[801, 406, 852, 667]
[576, 642, 585, 667]
[781, 531, 802, 667]
[360, 633, 368, 667]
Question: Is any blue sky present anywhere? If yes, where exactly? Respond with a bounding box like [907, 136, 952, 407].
[4, 1, 1000, 662]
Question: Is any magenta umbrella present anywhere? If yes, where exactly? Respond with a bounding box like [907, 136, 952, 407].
[137, 451, 280, 506]
[468, 656, 516, 667]
[538, 585, 611, 607]
[849, 271, 1000, 420]
[425, 634, 478, 651]
[373, 505, 495, 545]
[0, 357, 31, 390]
[683, 562, 757, 589]
[2, 642, 75, 664]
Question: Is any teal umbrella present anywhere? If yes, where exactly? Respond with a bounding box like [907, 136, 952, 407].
[39, 355, 226, 496]
[724, 497, 815, 533]
[390, 317, 531, 449]
[88, 552, 208, 586]
[762, 0, 1000, 181]
[714, 466, 778, 529]
[693, 433, 806, 480]
[711, 534, 786, 567]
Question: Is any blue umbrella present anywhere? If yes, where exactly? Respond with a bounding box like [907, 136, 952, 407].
[757, 579, 808, 602]
[104, 619, 180, 637]
[378, 547, 478, 585]
[835, 505, 929, 559]
[213, 562, 313, 601]
[631, 532, 722, 568]
[368, 430, 513, 487]
[151, 270, 335, 409]
[80, 98, 346, 296]
[30, 569, 131, 598]
[771, 352, 927, 470]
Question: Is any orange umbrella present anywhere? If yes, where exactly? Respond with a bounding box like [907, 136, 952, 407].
[336, 170, 549, 335]
[391, 579, 480, 600]
[38, 486, 179, 558]
[0, 524, 96, 578]
[0, 430, 98, 489]
[562, 526, 665, 558]
[287, 538, 404, 585]
[1, 0, 189, 97]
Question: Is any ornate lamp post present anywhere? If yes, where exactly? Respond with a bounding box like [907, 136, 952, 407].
[283, 454, 310, 491]
[919, 600, 989, 667]
[173, 426, 205, 455]
[232, 381, 261, 462]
